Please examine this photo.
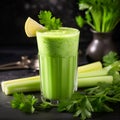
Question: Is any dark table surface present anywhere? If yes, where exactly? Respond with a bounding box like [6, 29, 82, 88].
[0, 47, 120, 120]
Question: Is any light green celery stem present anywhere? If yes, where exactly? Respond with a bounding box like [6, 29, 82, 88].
[91, 9, 102, 32]
[1, 76, 40, 94]
[78, 76, 113, 88]
[2, 75, 113, 95]
[102, 7, 107, 32]
[78, 61, 102, 73]
[3, 79, 40, 95]
[1, 76, 40, 92]
[78, 69, 108, 78]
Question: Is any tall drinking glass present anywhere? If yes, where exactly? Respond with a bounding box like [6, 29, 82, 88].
[36, 27, 80, 103]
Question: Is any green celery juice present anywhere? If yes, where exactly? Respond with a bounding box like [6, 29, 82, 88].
[36, 27, 80, 102]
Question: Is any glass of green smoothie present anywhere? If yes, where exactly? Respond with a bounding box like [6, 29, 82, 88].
[36, 27, 80, 104]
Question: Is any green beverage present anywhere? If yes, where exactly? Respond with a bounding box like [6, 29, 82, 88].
[36, 27, 80, 103]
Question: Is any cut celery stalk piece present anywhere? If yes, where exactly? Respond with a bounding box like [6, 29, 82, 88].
[78, 61, 102, 73]
[78, 76, 113, 88]
[4, 79, 40, 95]
[1, 76, 40, 93]
[78, 69, 108, 78]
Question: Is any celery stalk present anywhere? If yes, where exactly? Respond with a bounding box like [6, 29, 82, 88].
[1, 76, 40, 93]
[2, 76, 40, 95]
[78, 61, 102, 73]
[4, 79, 40, 95]
[78, 76, 113, 88]
[78, 69, 108, 78]
[1, 76, 40, 95]
[1, 75, 113, 95]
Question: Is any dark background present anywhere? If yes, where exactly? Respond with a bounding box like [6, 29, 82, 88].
[0, 0, 120, 54]
[0, 1, 120, 119]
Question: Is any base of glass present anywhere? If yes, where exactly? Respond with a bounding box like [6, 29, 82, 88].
[41, 95, 59, 105]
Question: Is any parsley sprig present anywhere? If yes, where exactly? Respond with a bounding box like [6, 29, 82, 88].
[11, 93, 38, 113]
[38, 10, 62, 30]
[58, 93, 94, 120]
[102, 51, 119, 67]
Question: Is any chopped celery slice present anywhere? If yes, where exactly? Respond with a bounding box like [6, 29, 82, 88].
[4, 79, 40, 95]
[78, 69, 108, 78]
[1, 76, 40, 93]
[78, 76, 113, 88]
[78, 61, 102, 73]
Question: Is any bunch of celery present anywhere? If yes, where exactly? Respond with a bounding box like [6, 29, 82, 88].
[1, 61, 113, 95]
[76, 0, 120, 32]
